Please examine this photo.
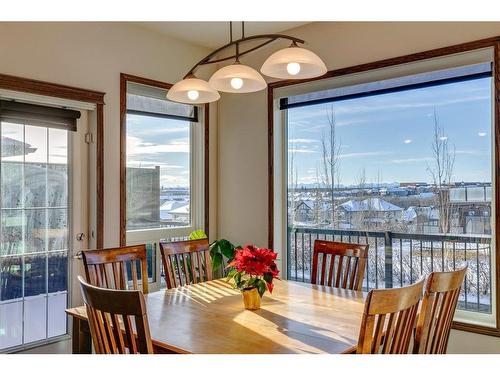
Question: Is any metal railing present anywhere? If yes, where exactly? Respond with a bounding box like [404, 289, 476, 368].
[287, 227, 492, 313]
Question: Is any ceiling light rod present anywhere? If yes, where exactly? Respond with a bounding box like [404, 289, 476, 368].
[183, 33, 305, 78]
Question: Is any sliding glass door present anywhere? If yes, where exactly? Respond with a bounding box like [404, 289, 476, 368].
[0, 121, 71, 350]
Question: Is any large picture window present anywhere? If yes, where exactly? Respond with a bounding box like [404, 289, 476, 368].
[274, 49, 496, 328]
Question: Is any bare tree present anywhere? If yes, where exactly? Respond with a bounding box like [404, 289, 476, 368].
[427, 110, 456, 234]
[320, 105, 342, 228]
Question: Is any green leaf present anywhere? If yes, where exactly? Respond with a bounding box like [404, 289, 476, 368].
[189, 230, 208, 240]
[263, 272, 273, 284]
[219, 239, 236, 259]
[256, 279, 267, 297]
[226, 268, 237, 279]
[211, 253, 223, 273]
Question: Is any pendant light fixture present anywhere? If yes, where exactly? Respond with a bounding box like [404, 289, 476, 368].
[209, 62, 267, 93]
[167, 22, 327, 104]
[167, 75, 220, 104]
[261, 42, 327, 79]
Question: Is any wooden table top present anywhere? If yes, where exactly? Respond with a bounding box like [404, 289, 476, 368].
[66, 279, 366, 354]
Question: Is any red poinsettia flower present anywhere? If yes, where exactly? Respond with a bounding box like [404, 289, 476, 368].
[229, 244, 280, 294]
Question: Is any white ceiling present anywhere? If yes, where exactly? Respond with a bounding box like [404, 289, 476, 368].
[137, 22, 310, 49]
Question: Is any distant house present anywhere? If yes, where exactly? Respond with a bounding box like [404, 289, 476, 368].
[340, 197, 403, 229]
[294, 200, 314, 222]
[404, 205, 441, 234]
[169, 203, 190, 223]
[160, 200, 186, 220]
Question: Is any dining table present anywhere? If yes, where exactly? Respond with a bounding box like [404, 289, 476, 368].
[66, 278, 367, 354]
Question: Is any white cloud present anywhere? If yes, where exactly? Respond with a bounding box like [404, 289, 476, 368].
[127, 135, 189, 155]
[455, 150, 489, 156]
[390, 157, 433, 164]
[339, 151, 392, 159]
[288, 138, 319, 144]
[288, 149, 318, 154]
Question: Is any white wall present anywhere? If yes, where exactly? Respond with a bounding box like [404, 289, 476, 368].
[217, 21, 500, 352]
[0, 22, 217, 245]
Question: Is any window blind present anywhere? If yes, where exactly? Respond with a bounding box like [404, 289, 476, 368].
[127, 82, 198, 122]
[0, 100, 81, 131]
[280, 62, 492, 110]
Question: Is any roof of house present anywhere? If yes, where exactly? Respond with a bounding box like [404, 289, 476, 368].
[1, 136, 37, 157]
[340, 198, 403, 212]
[169, 203, 190, 215]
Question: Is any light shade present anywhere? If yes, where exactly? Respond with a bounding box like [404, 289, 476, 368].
[166, 76, 220, 104]
[209, 63, 267, 93]
[260, 46, 327, 79]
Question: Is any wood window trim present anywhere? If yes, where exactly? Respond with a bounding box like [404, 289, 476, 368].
[267, 36, 500, 337]
[0, 73, 106, 248]
[119, 73, 209, 246]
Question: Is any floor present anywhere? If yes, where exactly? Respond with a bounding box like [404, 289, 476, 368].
[12, 329, 500, 354]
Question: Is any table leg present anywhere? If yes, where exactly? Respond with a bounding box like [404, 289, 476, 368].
[72, 317, 92, 354]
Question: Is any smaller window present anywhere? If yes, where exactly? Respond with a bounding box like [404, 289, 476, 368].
[125, 82, 200, 232]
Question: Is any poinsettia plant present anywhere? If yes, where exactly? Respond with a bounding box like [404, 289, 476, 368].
[226, 245, 280, 297]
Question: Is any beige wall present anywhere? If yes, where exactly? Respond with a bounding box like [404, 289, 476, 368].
[217, 21, 500, 350]
[0, 22, 217, 245]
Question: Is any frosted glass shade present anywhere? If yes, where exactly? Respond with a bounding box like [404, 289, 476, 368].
[167, 77, 220, 104]
[209, 63, 267, 93]
[261, 46, 327, 79]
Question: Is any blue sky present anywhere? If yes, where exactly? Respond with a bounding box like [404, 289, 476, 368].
[126, 114, 190, 188]
[288, 77, 493, 186]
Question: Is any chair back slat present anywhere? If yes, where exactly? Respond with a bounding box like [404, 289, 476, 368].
[78, 276, 153, 354]
[160, 239, 212, 289]
[356, 277, 425, 354]
[82, 245, 149, 294]
[413, 267, 467, 354]
[311, 240, 368, 291]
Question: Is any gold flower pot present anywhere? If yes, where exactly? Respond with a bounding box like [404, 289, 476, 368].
[242, 288, 261, 310]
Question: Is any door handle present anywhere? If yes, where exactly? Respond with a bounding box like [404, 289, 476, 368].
[76, 233, 85, 241]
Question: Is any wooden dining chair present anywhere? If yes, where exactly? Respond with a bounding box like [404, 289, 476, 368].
[311, 240, 368, 291]
[78, 276, 153, 354]
[160, 239, 212, 289]
[82, 244, 149, 294]
[413, 267, 467, 354]
[356, 277, 425, 354]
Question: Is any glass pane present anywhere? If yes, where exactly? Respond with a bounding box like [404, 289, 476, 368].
[48, 128, 68, 208]
[23, 295, 47, 343]
[24, 254, 47, 297]
[48, 209, 68, 251]
[1, 163, 22, 208]
[0, 302, 23, 349]
[24, 163, 46, 208]
[24, 125, 47, 163]
[47, 165, 68, 207]
[126, 114, 191, 230]
[1, 123, 23, 209]
[0, 256, 22, 301]
[24, 126, 47, 209]
[1, 210, 24, 256]
[25, 209, 46, 253]
[1, 122, 24, 162]
[48, 292, 67, 338]
[48, 128, 67, 164]
[48, 251, 67, 293]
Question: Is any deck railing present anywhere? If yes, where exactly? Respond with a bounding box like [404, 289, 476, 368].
[287, 227, 492, 313]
